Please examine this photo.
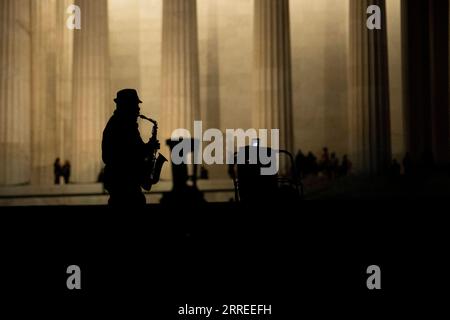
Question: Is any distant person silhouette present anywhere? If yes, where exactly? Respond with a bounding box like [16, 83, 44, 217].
[319, 147, 330, 176]
[340, 154, 352, 176]
[102, 89, 159, 208]
[305, 151, 318, 176]
[295, 150, 306, 179]
[54, 158, 62, 184]
[62, 160, 71, 184]
[330, 152, 339, 179]
[319, 147, 331, 177]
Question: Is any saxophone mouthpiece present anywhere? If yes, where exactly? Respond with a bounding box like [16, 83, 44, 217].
[139, 114, 157, 125]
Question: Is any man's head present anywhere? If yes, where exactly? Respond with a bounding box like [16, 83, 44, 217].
[114, 89, 142, 118]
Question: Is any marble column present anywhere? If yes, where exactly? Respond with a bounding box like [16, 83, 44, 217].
[31, 0, 58, 185]
[253, 0, 294, 156]
[56, 0, 74, 173]
[72, 0, 111, 183]
[0, 0, 32, 185]
[402, 0, 449, 165]
[349, 0, 391, 174]
[428, 0, 450, 165]
[160, 0, 201, 143]
[160, 0, 201, 179]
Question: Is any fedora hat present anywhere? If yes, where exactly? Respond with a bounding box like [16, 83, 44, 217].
[114, 89, 142, 104]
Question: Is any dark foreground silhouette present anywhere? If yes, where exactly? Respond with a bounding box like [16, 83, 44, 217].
[102, 89, 159, 208]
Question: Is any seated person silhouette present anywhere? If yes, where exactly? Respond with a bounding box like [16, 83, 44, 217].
[102, 89, 159, 208]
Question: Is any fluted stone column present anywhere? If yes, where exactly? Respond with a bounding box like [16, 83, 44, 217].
[402, 0, 449, 165]
[72, 0, 111, 182]
[0, 0, 32, 185]
[349, 0, 391, 174]
[31, 0, 57, 185]
[253, 0, 294, 157]
[56, 0, 74, 165]
[160, 0, 200, 143]
[160, 0, 201, 179]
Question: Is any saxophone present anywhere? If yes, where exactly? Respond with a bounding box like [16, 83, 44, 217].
[139, 115, 168, 191]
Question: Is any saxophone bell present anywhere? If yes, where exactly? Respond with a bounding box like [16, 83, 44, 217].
[139, 114, 167, 191]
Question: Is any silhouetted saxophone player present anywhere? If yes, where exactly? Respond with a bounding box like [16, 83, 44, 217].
[102, 89, 166, 208]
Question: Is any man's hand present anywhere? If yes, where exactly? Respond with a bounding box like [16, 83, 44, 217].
[148, 139, 160, 151]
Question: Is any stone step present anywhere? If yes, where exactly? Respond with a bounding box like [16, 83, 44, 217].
[0, 180, 234, 206]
